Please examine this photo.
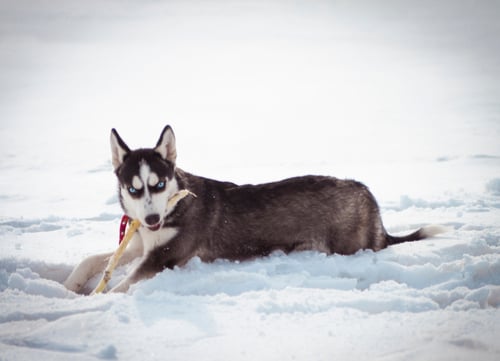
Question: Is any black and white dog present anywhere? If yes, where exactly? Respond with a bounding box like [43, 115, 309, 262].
[64, 125, 443, 293]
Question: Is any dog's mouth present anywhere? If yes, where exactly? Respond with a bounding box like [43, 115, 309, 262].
[147, 223, 162, 232]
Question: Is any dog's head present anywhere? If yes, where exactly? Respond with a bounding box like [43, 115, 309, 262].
[110, 125, 178, 231]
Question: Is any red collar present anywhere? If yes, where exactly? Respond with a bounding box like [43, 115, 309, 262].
[119, 215, 130, 245]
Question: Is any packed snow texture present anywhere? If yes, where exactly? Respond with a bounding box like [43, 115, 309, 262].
[1, 0, 500, 360]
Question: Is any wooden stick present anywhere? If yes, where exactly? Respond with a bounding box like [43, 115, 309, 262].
[92, 219, 141, 295]
[166, 189, 197, 208]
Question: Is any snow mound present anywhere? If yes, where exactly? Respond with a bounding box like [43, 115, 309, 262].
[486, 178, 500, 196]
[2, 232, 500, 360]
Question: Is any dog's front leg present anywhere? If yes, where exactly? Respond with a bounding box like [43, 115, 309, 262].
[64, 252, 114, 294]
[64, 232, 144, 294]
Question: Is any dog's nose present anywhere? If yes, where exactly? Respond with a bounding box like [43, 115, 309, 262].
[145, 214, 160, 226]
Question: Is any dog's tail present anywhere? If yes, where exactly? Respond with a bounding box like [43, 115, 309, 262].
[386, 225, 448, 245]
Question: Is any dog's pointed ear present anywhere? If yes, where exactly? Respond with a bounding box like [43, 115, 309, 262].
[110, 128, 131, 170]
[155, 125, 177, 164]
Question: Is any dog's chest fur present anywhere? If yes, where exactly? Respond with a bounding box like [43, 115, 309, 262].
[138, 226, 178, 255]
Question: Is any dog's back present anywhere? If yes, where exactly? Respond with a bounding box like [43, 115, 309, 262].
[177, 174, 387, 261]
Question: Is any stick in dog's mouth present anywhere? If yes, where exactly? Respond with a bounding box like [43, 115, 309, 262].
[167, 189, 197, 208]
[148, 189, 197, 232]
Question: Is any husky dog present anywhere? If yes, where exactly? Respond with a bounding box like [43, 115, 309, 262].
[64, 125, 443, 293]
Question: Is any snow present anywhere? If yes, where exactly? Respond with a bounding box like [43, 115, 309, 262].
[1, 0, 500, 360]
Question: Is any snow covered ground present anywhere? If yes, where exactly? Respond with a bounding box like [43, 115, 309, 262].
[1, 0, 499, 360]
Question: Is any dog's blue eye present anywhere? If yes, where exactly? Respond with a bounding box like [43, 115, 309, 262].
[128, 186, 138, 194]
[156, 181, 166, 190]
